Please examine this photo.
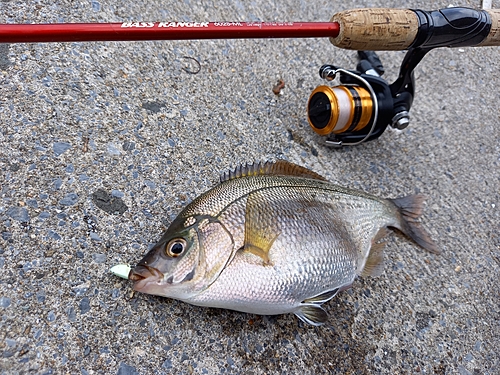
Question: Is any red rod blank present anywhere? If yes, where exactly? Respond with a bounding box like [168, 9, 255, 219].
[0, 21, 340, 43]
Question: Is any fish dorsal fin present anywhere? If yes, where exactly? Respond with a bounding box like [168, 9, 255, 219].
[220, 160, 327, 183]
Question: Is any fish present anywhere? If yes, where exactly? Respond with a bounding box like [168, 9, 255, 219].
[128, 160, 438, 326]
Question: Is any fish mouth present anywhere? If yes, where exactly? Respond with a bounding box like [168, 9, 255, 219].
[129, 265, 165, 291]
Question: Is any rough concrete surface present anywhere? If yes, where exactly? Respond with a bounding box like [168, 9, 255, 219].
[0, 0, 498, 374]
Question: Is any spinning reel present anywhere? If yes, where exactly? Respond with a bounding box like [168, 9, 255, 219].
[307, 50, 414, 147]
[307, 7, 496, 147]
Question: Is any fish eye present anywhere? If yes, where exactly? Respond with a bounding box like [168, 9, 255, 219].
[166, 238, 187, 257]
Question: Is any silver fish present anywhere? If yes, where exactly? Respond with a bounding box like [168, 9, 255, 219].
[129, 160, 438, 325]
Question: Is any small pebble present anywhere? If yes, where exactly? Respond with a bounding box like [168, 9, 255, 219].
[91, 1, 101, 12]
[112, 190, 124, 198]
[47, 311, 56, 322]
[67, 306, 76, 321]
[53, 142, 72, 157]
[92, 253, 106, 263]
[107, 143, 121, 156]
[162, 359, 173, 369]
[80, 297, 91, 314]
[59, 193, 79, 206]
[6, 207, 29, 222]
[90, 232, 102, 241]
[117, 362, 138, 375]
[0, 297, 11, 308]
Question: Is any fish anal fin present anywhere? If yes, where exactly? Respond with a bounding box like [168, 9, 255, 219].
[294, 305, 328, 326]
[303, 288, 340, 304]
[220, 160, 327, 182]
[373, 227, 389, 243]
[361, 240, 385, 278]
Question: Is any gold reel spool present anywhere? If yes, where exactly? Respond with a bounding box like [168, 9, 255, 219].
[307, 85, 374, 136]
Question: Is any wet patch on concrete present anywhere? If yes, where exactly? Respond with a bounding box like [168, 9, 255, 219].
[91, 189, 128, 215]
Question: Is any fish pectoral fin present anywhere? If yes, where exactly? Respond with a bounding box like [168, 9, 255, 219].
[243, 192, 280, 264]
[303, 288, 340, 304]
[360, 240, 385, 278]
[243, 234, 279, 265]
[294, 305, 328, 326]
[244, 244, 270, 264]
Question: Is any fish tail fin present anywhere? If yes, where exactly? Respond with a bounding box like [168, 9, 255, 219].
[389, 195, 439, 254]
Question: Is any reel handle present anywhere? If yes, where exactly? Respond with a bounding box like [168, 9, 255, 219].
[330, 7, 500, 50]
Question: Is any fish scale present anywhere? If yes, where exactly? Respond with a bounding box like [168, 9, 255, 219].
[128, 160, 438, 325]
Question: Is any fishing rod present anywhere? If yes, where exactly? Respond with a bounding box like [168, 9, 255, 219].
[1, 7, 499, 146]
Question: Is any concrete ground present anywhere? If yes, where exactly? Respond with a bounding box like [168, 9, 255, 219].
[0, 0, 498, 374]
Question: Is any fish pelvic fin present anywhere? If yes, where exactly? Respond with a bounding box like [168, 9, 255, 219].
[295, 286, 349, 326]
[390, 195, 439, 254]
[220, 160, 327, 183]
[303, 288, 340, 304]
[294, 305, 328, 326]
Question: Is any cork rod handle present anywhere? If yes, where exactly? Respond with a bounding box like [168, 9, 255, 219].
[330, 9, 418, 50]
[330, 8, 500, 51]
[479, 9, 500, 46]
